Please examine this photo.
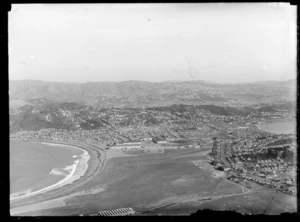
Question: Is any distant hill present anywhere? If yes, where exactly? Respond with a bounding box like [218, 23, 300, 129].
[9, 99, 32, 109]
[9, 79, 296, 108]
[257, 101, 296, 114]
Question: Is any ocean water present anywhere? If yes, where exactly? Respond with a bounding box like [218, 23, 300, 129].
[10, 140, 83, 196]
[257, 119, 296, 135]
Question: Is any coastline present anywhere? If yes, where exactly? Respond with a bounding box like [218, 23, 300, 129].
[256, 118, 296, 135]
[10, 141, 91, 201]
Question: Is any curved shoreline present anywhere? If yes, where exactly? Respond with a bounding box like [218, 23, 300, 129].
[256, 120, 296, 135]
[10, 141, 91, 201]
[10, 141, 106, 215]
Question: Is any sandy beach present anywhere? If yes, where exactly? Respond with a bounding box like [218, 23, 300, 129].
[10, 142, 90, 201]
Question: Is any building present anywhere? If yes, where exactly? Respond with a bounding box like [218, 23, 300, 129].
[111, 141, 142, 150]
[117, 141, 142, 146]
[111, 144, 141, 150]
[152, 136, 167, 144]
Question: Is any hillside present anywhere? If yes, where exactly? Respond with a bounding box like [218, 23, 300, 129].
[9, 100, 296, 133]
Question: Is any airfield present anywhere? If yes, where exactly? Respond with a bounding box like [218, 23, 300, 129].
[10, 143, 296, 216]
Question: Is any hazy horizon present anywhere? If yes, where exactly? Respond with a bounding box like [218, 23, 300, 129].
[8, 78, 296, 85]
[9, 3, 297, 83]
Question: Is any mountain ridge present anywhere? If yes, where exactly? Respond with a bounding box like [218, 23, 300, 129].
[9, 79, 296, 108]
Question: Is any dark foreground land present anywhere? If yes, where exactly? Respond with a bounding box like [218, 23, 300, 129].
[11, 145, 296, 216]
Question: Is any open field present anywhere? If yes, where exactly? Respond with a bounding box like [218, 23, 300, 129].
[266, 191, 297, 214]
[64, 149, 222, 215]
[144, 187, 296, 215]
[169, 189, 296, 215]
[203, 179, 244, 197]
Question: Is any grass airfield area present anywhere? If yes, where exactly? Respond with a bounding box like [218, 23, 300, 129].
[13, 146, 296, 216]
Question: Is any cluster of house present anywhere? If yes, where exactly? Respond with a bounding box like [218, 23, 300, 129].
[210, 136, 296, 197]
[247, 159, 293, 173]
[228, 174, 296, 196]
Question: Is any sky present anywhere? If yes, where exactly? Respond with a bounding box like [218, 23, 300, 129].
[9, 3, 297, 83]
